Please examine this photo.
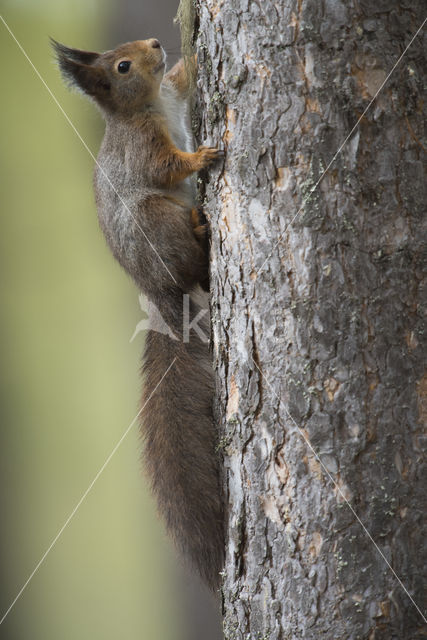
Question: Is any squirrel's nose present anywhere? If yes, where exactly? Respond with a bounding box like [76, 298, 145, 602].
[151, 39, 161, 49]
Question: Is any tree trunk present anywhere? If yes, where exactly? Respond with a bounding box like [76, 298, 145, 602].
[195, 1, 426, 638]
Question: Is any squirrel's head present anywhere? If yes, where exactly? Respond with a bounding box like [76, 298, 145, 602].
[52, 38, 166, 115]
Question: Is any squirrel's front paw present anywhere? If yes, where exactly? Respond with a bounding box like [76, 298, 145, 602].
[196, 146, 224, 168]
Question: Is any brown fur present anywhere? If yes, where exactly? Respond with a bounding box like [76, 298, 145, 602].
[53, 37, 224, 590]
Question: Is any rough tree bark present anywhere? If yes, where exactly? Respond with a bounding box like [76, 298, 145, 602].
[195, 1, 426, 638]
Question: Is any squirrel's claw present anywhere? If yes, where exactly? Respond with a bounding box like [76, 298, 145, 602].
[196, 145, 225, 168]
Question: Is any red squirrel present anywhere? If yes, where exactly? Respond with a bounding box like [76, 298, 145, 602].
[53, 37, 224, 590]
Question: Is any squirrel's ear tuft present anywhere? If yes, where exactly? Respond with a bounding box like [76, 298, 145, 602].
[50, 38, 100, 65]
[51, 38, 110, 100]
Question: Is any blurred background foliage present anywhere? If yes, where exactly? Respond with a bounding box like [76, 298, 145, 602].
[1, 1, 221, 638]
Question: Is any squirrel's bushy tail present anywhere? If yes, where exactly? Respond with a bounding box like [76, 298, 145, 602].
[140, 288, 224, 590]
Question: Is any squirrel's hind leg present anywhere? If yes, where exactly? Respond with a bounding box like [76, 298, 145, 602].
[190, 207, 210, 291]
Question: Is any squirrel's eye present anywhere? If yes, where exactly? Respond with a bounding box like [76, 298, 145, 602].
[117, 60, 131, 74]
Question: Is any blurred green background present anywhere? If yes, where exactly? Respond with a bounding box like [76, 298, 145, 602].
[0, 1, 221, 638]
